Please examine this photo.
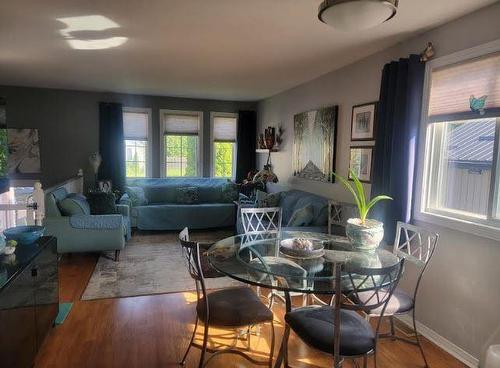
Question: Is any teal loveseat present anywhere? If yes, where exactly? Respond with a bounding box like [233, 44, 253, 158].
[43, 187, 130, 259]
[120, 178, 237, 231]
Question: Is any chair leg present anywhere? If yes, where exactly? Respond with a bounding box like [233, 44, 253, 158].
[180, 318, 198, 365]
[283, 325, 290, 368]
[269, 320, 275, 368]
[199, 322, 209, 368]
[114, 250, 120, 262]
[363, 355, 368, 368]
[412, 309, 429, 368]
[390, 315, 396, 339]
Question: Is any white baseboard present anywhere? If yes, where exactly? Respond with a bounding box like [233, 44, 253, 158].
[396, 315, 479, 368]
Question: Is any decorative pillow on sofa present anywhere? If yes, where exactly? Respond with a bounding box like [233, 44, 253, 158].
[87, 192, 118, 215]
[221, 182, 239, 203]
[287, 204, 314, 227]
[124, 186, 147, 206]
[59, 195, 91, 216]
[255, 190, 281, 208]
[177, 186, 199, 204]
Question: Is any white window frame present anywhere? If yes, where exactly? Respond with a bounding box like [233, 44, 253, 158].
[414, 39, 500, 241]
[210, 112, 238, 179]
[160, 109, 203, 178]
[123, 106, 153, 178]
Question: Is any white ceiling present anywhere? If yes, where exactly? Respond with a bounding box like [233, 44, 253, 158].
[0, 0, 497, 101]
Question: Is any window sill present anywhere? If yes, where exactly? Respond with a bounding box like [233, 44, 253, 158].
[414, 210, 500, 242]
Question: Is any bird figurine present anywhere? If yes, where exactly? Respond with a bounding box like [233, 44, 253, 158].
[420, 42, 435, 62]
[470, 95, 488, 115]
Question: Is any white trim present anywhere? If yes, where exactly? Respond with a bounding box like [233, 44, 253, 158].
[396, 315, 479, 368]
[414, 38, 500, 241]
[123, 106, 153, 178]
[159, 109, 203, 178]
[209, 111, 238, 179]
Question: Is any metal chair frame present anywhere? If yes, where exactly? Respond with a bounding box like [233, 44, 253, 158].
[241, 207, 283, 235]
[178, 228, 275, 368]
[368, 221, 439, 368]
[279, 259, 405, 368]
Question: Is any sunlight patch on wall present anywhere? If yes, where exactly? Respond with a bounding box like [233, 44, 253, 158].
[57, 15, 128, 50]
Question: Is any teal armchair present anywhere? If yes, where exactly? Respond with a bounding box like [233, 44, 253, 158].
[43, 187, 130, 260]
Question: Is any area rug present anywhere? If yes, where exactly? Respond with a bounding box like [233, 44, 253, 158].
[81, 233, 241, 301]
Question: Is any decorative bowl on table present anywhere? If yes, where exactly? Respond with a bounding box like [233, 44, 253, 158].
[280, 238, 325, 259]
[3, 225, 45, 245]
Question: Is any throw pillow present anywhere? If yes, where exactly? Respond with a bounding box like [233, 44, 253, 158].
[177, 186, 199, 204]
[59, 196, 91, 216]
[287, 204, 314, 227]
[124, 186, 147, 207]
[255, 190, 281, 208]
[221, 182, 239, 203]
[87, 192, 118, 215]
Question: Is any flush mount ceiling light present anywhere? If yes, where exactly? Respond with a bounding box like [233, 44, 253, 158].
[318, 0, 398, 31]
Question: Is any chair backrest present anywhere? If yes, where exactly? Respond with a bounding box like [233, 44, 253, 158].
[393, 221, 439, 268]
[339, 259, 405, 313]
[331, 258, 405, 363]
[241, 207, 282, 234]
[327, 200, 357, 235]
[179, 227, 204, 283]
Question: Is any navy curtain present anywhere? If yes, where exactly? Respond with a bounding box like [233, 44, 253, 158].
[99, 102, 126, 192]
[236, 110, 257, 182]
[371, 54, 425, 240]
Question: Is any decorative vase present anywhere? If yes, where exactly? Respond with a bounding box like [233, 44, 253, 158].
[345, 218, 384, 252]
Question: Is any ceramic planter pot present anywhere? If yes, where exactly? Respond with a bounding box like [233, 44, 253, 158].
[345, 218, 384, 252]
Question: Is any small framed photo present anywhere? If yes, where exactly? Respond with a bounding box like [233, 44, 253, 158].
[351, 102, 377, 141]
[349, 147, 374, 183]
[97, 180, 112, 193]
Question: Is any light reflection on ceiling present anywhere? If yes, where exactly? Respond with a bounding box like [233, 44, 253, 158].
[57, 15, 127, 50]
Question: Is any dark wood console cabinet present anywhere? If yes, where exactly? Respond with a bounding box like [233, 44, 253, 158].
[0, 236, 58, 368]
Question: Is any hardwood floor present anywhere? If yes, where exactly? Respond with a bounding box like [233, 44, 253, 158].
[35, 231, 466, 368]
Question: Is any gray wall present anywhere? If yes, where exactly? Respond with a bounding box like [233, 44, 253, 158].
[257, 3, 500, 362]
[0, 86, 256, 187]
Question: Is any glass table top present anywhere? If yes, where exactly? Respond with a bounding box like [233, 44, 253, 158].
[206, 231, 400, 294]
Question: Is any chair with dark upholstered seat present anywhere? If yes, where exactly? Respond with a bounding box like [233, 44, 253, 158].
[280, 259, 405, 368]
[359, 222, 439, 367]
[178, 228, 275, 368]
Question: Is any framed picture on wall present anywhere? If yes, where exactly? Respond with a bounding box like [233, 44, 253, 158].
[351, 102, 377, 141]
[349, 146, 373, 183]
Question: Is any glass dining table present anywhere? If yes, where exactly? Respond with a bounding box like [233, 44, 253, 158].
[206, 231, 400, 367]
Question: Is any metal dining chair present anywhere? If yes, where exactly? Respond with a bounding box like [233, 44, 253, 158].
[360, 221, 439, 368]
[279, 258, 405, 368]
[178, 228, 275, 368]
[328, 200, 358, 236]
[240, 207, 282, 235]
[241, 207, 309, 307]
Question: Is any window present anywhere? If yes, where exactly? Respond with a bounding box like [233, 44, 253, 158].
[161, 110, 202, 177]
[418, 46, 500, 238]
[211, 113, 237, 178]
[123, 108, 151, 178]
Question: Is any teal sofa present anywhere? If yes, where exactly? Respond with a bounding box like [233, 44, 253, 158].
[236, 188, 330, 234]
[120, 178, 237, 231]
[44, 187, 130, 259]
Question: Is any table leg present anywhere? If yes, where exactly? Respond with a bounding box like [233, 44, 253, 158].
[274, 291, 292, 368]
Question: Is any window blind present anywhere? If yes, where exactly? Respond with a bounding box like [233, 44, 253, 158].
[163, 113, 200, 135]
[213, 116, 237, 142]
[123, 111, 149, 140]
[428, 51, 500, 122]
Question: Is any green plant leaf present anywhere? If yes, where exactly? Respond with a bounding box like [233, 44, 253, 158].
[332, 172, 361, 213]
[349, 170, 367, 220]
[365, 195, 393, 216]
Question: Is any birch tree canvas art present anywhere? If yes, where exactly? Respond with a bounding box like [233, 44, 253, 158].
[293, 105, 338, 182]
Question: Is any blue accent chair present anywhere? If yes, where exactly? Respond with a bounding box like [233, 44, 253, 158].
[43, 187, 130, 259]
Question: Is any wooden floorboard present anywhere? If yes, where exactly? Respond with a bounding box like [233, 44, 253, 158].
[35, 231, 467, 368]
